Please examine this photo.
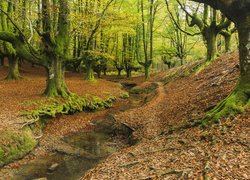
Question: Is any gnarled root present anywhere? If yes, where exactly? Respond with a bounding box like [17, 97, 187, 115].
[202, 81, 250, 126]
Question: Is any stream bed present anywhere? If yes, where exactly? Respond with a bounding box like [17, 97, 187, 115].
[12, 128, 131, 180]
[9, 83, 155, 180]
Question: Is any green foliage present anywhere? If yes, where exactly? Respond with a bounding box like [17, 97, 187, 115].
[120, 92, 130, 99]
[0, 129, 37, 167]
[21, 95, 116, 120]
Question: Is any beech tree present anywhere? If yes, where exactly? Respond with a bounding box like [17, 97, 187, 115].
[189, 0, 250, 123]
[220, 25, 237, 52]
[0, 0, 71, 96]
[166, 0, 231, 61]
[0, 1, 21, 80]
[139, 0, 160, 80]
[162, 3, 197, 66]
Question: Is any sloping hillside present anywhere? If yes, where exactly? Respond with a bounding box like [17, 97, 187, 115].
[84, 52, 250, 179]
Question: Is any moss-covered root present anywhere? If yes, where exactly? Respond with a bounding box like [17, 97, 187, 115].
[0, 129, 37, 167]
[202, 82, 250, 126]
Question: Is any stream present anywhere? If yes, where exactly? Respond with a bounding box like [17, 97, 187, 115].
[8, 82, 155, 180]
[13, 128, 131, 180]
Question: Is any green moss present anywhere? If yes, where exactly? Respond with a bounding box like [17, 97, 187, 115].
[21, 95, 116, 120]
[120, 92, 130, 99]
[202, 81, 250, 126]
[194, 60, 214, 74]
[0, 129, 37, 167]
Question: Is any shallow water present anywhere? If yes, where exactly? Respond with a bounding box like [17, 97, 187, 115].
[13, 131, 125, 180]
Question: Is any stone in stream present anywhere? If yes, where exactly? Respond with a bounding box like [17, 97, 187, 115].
[48, 163, 59, 172]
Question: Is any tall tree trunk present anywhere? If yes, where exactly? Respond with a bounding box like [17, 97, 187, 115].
[117, 68, 122, 76]
[238, 21, 250, 85]
[44, 57, 69, 97]
[206, 30, 218, 61]
[0, 56, 4, 66]
[180, 58, 184, 66]
[41, 0, 71, 97]
[145, 65, 150, 80]
[203, 19, 250, 124]
[126, 69, 131, 78]
[6, 56, 21, 80]
[103, 68, 107, 76]
[225, 35, 232, 52]
[86, 63, 95, 80]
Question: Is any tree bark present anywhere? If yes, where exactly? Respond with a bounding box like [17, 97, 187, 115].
[206, 29, 218, 61]
[117, 68, 122, 76]
[86, 63, 95, 80]
[44, 57, 69, 97]
[126, 69, 131, 78]
[238, 20, 250, 83]
[6, 56, 21, 80]
[203, 13, 250, 124]
[145, 65, 150, 80]
[224, 35, 232, 52]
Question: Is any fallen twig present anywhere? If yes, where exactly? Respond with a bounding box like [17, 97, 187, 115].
[119, 161, 140, 168]
[129, 147, 179, 156]
[119, 159, 149, 168]
[141, 170, 183, 180]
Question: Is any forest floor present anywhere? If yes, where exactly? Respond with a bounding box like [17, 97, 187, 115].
[0, 52, 249, 179]
[83, 52, 249, 179]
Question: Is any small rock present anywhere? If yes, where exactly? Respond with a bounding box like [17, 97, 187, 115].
[48, 163, 59, 172]
[33, 178, 47, 180]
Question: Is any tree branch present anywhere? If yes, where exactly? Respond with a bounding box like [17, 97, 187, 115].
[165, 0, 201, 36]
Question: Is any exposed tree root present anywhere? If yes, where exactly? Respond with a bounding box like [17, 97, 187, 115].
[5, 74, 23, 80]
[14, 118, 40, 129]
[19, 95, 116, 128]
[202, 82, 250, 126]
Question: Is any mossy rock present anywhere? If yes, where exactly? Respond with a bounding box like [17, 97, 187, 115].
[0, 129, 37, 167]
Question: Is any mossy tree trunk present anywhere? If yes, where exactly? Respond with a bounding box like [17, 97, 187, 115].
[0, 0, 71, 97]
[182, 4, 231, 62]
[220, 28, 236, 53]
[203, 17, 250, 124]
[237, 20, 250, 90]
[44, 57, 69, 97]
[117, 68, 122, 76]
[145, 65, 150, 80]
[6, 55, 21, 80]
[225, 35, 232, 52]
[86, 62, 95, 80]
[41, 0, 71, 97]
[205, 28, 218, 61]
[0, 0, 22, 80]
